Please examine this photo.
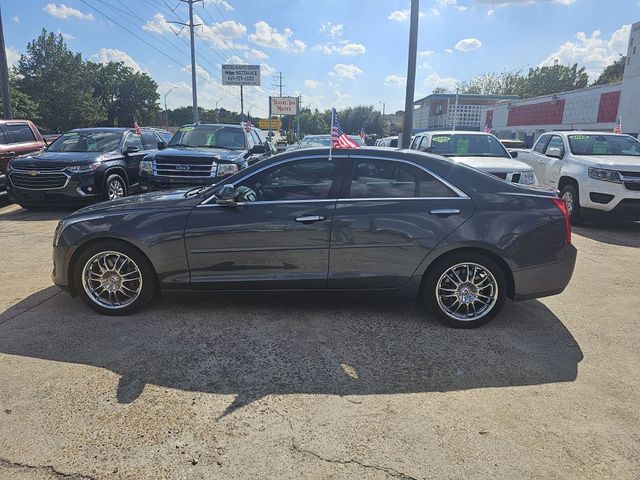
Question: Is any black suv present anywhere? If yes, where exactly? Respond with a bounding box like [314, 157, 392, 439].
[139, 123, 273, 191]
[6, 127, 171, 208]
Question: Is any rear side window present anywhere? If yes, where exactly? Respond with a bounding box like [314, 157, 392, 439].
[348, 159, 456, 199]
[534, 135, 550, 153]
[410, 136, 422, 149]
[3, 124, 36, 144]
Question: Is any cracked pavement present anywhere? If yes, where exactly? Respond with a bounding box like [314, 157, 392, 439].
[0, 202, 639, 479]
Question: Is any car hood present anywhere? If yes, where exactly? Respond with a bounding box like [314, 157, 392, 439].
[69, 189, 192, 217]
[578, 155, 640, 171]
[447, 155, 534, 172]
[10, 150, 119, 169]
[153, 147, 244, 163]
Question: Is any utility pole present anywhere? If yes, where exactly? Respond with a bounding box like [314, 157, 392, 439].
[401, 0, 419, 148]
[0, 5, 13, 119]
[168, 0, 202, 124]
[272, 72, 285, 97]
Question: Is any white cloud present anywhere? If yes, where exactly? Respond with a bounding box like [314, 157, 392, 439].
[90, 48, 142, 72]
[320, 22, 344, 39]
[249, 21, 306, 53]
[389, 9, 410, 21]
[475, 0, 575, 5]
[437, 0, 469, 11]
[245, 48, 268, 60]
[425, 72, 459, 92]
[418, 50, 435, 57]
[43, 3, 94, 21]
[429, 7, 442, 16]
[304, 79, 322, 89]
[338, 42, 366, 56]
[261, 63, 276, 76]
[445, 48, 454, 53]
[384, 74, 407, 87]
[203, 0, 234, 10]
[455, 38, 482, 51]
[313, 44, 333, 54]
[331, 63, 363, 80]
[197, 17, 248, 50]
[12, 16, 19, 23]
[6, 46, 20, 67]
[142, 13, 174, 35]
[57, 29, 75, 41]
[541, 24, 631, 79]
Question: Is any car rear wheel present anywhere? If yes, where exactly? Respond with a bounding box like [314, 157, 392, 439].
[424, 252, 506, 328]
[560, 184, 582, 225]
[73, 241, 157, 316]
[104, 174, 127, 201]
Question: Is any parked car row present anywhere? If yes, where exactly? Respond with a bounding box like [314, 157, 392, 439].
[0, 120, 48, 198]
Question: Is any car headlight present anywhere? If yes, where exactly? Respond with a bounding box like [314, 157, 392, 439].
[519, 171, 537, 185]
[66, 163, 100, 174]
[53, 215, 105, 247]
[588, 167, 621, 183]
[217, 163, 238, 177]
[139, 160, 153, 174]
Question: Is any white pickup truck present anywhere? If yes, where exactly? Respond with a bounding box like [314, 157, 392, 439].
[518, 131, 640, 224]
[409, 131, 537, 186]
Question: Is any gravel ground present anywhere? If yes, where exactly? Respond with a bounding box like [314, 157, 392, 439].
[0, 202, 638, 480]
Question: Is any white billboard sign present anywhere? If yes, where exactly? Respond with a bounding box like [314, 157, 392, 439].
[271, 97, 299, 115]
[221, 64, 261, 86]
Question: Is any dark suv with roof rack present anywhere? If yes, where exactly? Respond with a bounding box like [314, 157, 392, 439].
[6, 127, 170, 208]
[139, 123, 273, 191]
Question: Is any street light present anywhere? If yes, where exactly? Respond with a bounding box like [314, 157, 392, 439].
[164, 86, 178, 127]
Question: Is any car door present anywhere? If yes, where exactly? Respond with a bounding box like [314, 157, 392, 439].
[528, 134, 551, 181]
[328, 155, 475, 289]
[122, 132, 147, 186]
[542, 135, 566, 187]
[184, 154, 347, 289]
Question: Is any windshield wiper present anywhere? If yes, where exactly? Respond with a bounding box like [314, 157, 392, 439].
[169, 143, 193, 148]
[184, 185, 209, 198]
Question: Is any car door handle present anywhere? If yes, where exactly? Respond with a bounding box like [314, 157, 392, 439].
[429, 208, 461, 217]
[295, 215, 326, 224]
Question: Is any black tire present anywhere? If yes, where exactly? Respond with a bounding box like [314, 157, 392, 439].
[104, 173, 127, 201]
[73, 240, 157, 316]
[423, 252, 507, 328]
[560, 184, 583, 225]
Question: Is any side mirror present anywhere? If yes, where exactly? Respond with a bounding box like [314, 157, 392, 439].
[250, 144, 267, 155]
[157, 141, 167, 150]
[546, 147, 563, 159]
[215, 184, 235, 205]
[124, 145, 140, 155]
[509, 150, 519, 158]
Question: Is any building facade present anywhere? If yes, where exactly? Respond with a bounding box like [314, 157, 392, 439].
[413, 93, 519, 132]
[482, 21, 640, 146]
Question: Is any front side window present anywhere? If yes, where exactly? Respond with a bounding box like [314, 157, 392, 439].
[125, 133, 144, 150]
[235, 159, 336, 202]
[169, 125, 246, 150]
[348, 159, 456, 199]
[568, 134, 640, 156]
[47, 131, 122, 153]
[3, 124, 36, 144]
[545, 136, 565, 156]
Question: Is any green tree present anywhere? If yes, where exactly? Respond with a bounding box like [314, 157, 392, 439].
[593, 56, 625, 86]
[16, 30, 104, 131]
[0, 74, 39, 120]
[90, 61, 159, 127]
[519, 63, 589, 98]
[432, 86, 451, 94]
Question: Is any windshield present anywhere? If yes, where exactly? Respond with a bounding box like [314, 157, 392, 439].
[47, 131, 122, 153]
[169, 126, 246, 150]
[428, 134, 510, 158]
[299, 135, 365, 148]
[568, 134, 640, 156]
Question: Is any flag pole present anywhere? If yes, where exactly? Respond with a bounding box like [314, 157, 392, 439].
[329, 108, 334, 161]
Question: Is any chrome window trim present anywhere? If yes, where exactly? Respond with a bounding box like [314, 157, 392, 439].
[199, 152, 469, 206]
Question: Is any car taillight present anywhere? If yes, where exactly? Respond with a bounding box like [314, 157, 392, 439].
[552, 198, 571, 245]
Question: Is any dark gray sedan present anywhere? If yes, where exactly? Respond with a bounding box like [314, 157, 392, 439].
[52, 147, 576, 328]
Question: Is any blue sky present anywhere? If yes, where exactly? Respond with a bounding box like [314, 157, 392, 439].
[2, 0, 638, 117]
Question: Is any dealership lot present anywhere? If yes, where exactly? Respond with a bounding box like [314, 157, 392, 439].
[0, 202, 638, 479]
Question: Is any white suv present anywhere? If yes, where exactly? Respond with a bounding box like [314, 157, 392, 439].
[410, 131, 537, 186]
[519, 131, 640, 224]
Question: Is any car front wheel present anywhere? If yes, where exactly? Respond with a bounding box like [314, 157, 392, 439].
[424, 252, 506, 328]
[560, 184, 582, 225]
[104, 173, 127, 201]
[73, 241, 157, 315]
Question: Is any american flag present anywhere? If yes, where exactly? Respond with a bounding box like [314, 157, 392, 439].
[484, 120, 492, 134]
[244, 120, 252, 133]
[132, 117, 142, 135]
[614, 117, 622, 134]
[358, 125, 366, 141]
[331, 108, 360, 149]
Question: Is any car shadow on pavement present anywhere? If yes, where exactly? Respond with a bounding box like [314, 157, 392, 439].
[0, 288, 583, 416]
[0, 206, 74, 222]
[573, 221, 640, 248]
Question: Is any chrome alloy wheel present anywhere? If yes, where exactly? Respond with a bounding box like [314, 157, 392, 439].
[81, 251, 143, 309]
[562, 191, 574, 215]
[107, 178, 125, 200]
[436, 262, 498, 322]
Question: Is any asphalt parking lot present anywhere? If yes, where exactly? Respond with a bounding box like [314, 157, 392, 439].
[0, 201, 638, 480]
